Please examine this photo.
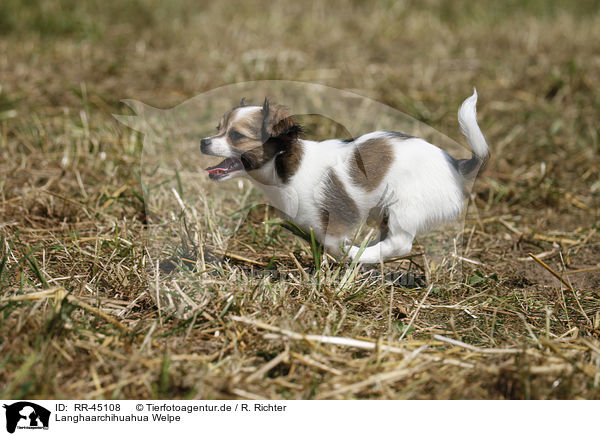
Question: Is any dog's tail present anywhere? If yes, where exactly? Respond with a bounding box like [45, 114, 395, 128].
[456, 89, 489, 177]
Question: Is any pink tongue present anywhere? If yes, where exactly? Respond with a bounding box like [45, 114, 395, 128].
[207, 166, 228, 174]
[206, 158, 236, 174]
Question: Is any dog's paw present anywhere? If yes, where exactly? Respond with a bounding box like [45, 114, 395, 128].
[346, 244, 384, 264]
[347, 245, 361, 261]
[341, 239, 360, 260]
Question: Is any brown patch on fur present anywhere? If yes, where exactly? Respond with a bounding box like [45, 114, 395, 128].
[349, 137, 395, 191]
[261, 98, 302, 141]
[239, 143, 272, 172]
[222, 108, 264, 151]
[242, 138, 303, 183]
[216, 108, 236, 136]
[235, 111, 263, 141]
[319, 169, 360, 237]
[275, 141, 303, 183]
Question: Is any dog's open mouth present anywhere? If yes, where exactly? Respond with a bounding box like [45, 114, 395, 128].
[205, 157, 244, 181]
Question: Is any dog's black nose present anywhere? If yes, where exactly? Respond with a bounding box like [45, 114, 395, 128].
[200, 138, 211, 153]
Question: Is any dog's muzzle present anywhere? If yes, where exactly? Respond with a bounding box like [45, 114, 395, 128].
[200, 137, 244, 181]
[200, 138, 211, 154]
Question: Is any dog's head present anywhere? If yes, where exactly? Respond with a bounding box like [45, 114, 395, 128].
[200, 98, 302, 182]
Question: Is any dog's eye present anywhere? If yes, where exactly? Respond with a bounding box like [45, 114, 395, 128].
[229, 130, 246, 141]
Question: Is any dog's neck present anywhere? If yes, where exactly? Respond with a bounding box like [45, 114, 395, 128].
[247, 139, 304, 186]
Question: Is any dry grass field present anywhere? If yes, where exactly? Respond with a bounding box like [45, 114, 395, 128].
[1, 0, 599, 399]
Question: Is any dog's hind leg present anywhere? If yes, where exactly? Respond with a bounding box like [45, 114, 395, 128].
[347, 231, 413, 264]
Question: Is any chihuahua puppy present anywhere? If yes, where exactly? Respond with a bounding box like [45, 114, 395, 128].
[200, 90, 489, 263]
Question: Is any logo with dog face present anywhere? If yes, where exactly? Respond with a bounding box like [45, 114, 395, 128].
[2, 402, 50, 433]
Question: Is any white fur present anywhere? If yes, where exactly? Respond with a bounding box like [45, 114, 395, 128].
[255, 135, 465, 263]
[205, 135, 235, 159]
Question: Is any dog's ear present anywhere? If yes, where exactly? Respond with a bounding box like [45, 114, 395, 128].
[261, 98, 302, 142]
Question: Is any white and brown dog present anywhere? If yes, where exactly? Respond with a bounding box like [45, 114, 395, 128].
[200, 90, 489, 264]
